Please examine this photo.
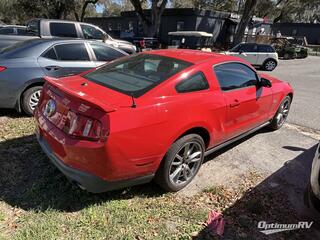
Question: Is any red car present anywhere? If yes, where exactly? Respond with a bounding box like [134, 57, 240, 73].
[34, 50, 293, 193]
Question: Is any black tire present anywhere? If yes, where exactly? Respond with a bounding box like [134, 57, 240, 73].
[21, 86, 43, 116]
[263, 59, 277, 71]
[154, 134, 205, 192]
[269, 96, 292, 130]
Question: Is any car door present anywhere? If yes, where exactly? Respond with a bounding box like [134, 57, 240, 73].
[88, 43, 127, 67]
[228, 44, 258, 65]
[213, 62, 273, 139]
[38, 42, 96, 78]
[256, 44, 276, 65]
[237, 43, 259, 65]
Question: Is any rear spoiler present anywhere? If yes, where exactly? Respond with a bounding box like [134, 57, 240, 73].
[44, 76, 117, 113]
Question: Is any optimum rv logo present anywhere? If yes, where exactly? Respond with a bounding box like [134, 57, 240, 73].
[258, 221, 313, 235]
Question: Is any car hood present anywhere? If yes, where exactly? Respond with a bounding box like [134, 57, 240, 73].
[44, 75, 134, 112]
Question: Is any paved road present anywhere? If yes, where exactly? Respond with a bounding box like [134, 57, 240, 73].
[267, 56, 320, 131]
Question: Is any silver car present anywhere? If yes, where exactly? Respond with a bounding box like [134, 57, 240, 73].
[0, 38, 127, 115]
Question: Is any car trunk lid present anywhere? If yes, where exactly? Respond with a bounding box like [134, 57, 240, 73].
[44, 75, 134, 113]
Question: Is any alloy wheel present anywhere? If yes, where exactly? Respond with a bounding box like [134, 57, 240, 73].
[169, 141, 203, 186]
[265, 61, 276, 71]
[29, 90, 42, 111]
[276, 98, 290, 127]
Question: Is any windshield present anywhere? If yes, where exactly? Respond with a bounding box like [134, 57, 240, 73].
[229, 44, 241, 52]
[84, 54, 193, 97]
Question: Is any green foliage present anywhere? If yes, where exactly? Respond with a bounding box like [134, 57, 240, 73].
[256, 0, 320, 23]
[0, 0, 100, 24]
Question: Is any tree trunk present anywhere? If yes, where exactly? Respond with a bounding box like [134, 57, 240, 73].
[233, 0, 258, 46]
[129, 0, 167, 37]
[273, 10, 283, 23]
[80, 0, 99, 22]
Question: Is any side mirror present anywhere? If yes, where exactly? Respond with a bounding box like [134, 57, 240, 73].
[260, 77, 272, 88]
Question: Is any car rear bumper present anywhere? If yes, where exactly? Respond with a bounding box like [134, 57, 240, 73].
[36, 131, 154, 193]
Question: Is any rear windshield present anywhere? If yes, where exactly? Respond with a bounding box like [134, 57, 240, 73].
[84, 54, 193, 97]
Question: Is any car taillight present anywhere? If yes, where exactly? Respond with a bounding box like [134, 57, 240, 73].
[63, 111, 102, 141]
[0, 66, 6, 72]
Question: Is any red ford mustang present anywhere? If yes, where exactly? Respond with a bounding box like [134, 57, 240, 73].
[34, 50, 293, 193]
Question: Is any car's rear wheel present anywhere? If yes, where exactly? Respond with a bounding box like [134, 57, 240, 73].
[155, 134, 205, 192]
[21, 86, 43, 116]
[264, 59, 277, 71]
[269, 96, 291, 130]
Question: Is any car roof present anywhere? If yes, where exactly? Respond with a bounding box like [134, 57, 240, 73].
[20, 38, 106, 45]
[145, 49, 242, 65]
[1, 25, 25, 28]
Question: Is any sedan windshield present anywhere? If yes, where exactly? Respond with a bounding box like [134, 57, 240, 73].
[84, 54, 193, 97]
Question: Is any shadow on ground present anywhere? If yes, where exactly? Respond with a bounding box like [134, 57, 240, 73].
[0, 134, 166, 212]
[0, 109, 23, 118]
[195, 143, 320, 240]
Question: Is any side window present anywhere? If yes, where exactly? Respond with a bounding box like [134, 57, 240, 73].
[240, 44, 257, 52]
[27, 20, 39, 35]
[54, 43, 90, 61]
[17, 28, 27, 35]
[50, 23, 77, 38]
[176, 72, 209, 93]
[42, 47, 57, 60]
[0, 28, 14, 35]
[90, 43, 125, 61]
[258, 45, 274, 53]
[214, 63, 258, 91]
[81, 24, 104, 40]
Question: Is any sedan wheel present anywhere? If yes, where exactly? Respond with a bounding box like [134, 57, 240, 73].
[155, 134, 205, 192]
[264, 60, 277, 71]
[21, 86, 43, 116]
[29, 90, 42, 111]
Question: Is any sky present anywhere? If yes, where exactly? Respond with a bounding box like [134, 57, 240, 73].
[96, 4, 104, 13]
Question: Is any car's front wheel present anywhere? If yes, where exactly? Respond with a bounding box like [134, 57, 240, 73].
[263, 59, 277, 71]
[269, 95, 292, 130]
[155, 134, 205, 192]
[21, 86, 43, 116]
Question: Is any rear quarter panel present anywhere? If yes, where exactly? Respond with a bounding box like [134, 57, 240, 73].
[0, 58, 44, 108]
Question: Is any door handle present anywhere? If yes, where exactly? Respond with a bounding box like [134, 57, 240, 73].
[230, 99, 240, 108]
[45, 66, 60, 71]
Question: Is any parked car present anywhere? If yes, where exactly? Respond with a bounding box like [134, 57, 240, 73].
[225, 43, 279, 71]
[0, 38, 127, 116]
[106, 30, 158, 52]
[0, 25, 29, 35]
[308, 141, 320, 211]
[0, 19, 136, 54]
[34, 49, 293, 193]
